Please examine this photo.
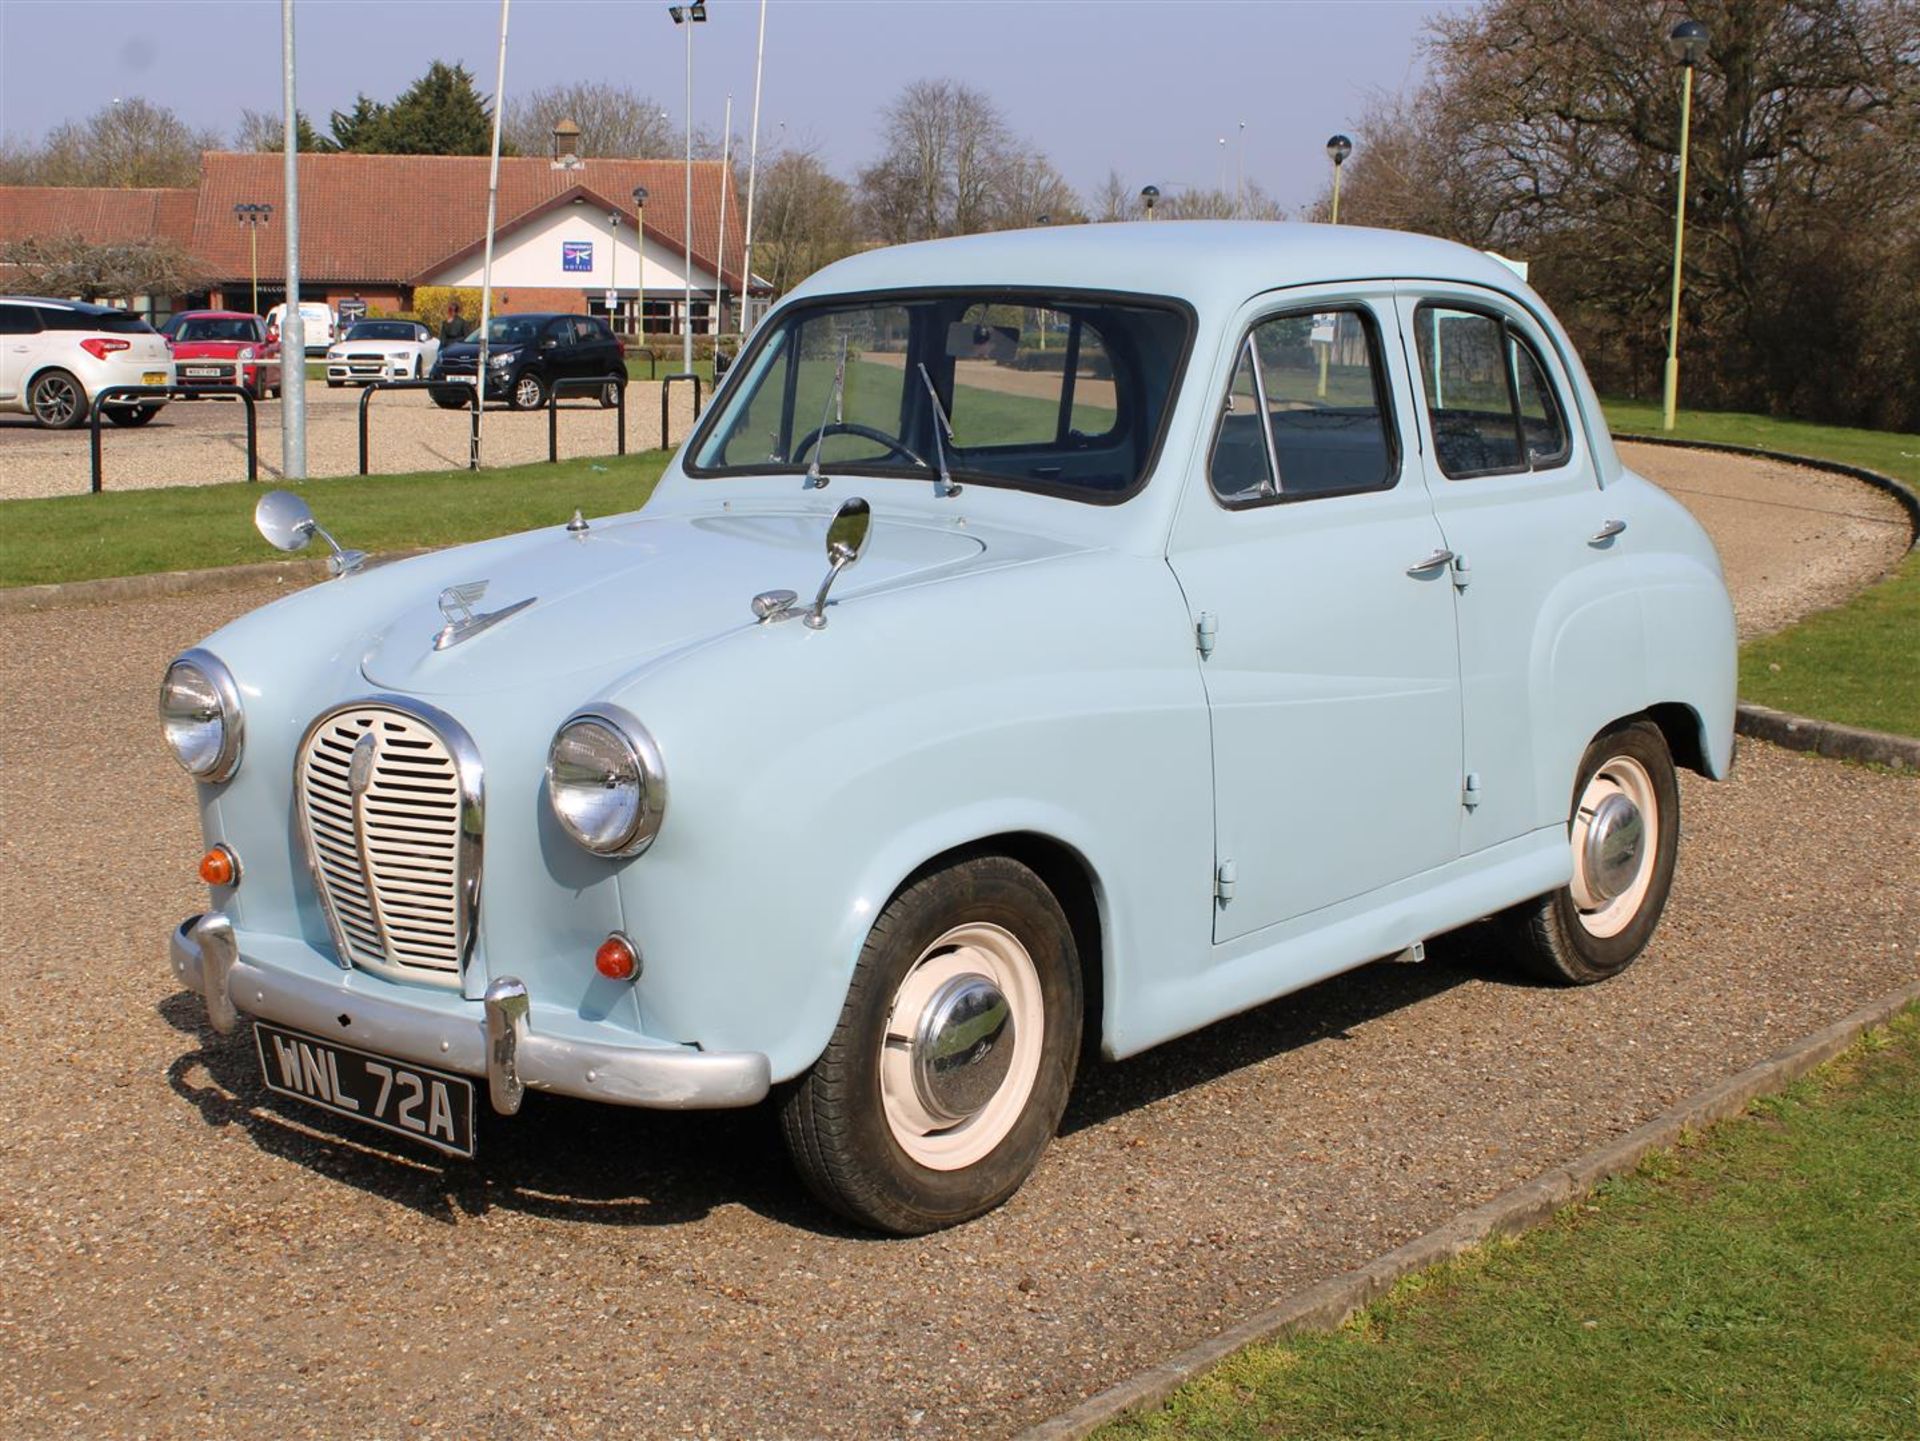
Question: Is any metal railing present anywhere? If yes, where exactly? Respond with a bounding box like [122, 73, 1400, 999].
[546, 374, 628, 463]
[90, 385, 257, 494]
[661, 372, 704, 452]
[357, 374, 628, 474]
[627, 346, 658, 380]
[359, 378, 480, 475]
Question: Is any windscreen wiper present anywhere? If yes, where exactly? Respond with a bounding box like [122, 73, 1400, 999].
[915, 362, 961, 498]
[804, 335, 849, 490]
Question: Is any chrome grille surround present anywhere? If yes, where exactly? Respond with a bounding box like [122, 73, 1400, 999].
[294, 697, 484, 988]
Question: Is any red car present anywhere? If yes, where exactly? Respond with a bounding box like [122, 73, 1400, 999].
[167, 311, 281, 399]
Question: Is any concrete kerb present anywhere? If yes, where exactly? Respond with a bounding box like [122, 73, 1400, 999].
[0, 547, 435, 615]
[1021, 977, 1920, 1441]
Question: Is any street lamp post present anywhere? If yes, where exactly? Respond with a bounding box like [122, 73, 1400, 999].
[608, 210, 622, 333]
[1140, 184, 1160, 221]
[1325, 134, 1353, 224]
[668, 1, 707, 376]
[1320, 136, 1353, 397]
[232, 203, 273, 315]
[1663, 19, 1709, 432]
[633, 186, 649, 342]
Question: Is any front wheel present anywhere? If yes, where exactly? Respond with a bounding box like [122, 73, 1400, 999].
[509, 370, 546, 410]
[1499, 719, 1680, 985]
[105, 404, 161, 427]
[781, 854, 1082, 1234]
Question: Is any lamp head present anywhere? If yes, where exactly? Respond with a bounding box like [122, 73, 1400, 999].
[1139, 184, 1160, 211]
[633, 185, 649, 208]
[1667, 19, 1709, 65]
[1326, 134, 1354, 166]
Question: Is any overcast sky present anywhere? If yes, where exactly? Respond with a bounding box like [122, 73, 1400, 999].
[0, 0, 1454, 211]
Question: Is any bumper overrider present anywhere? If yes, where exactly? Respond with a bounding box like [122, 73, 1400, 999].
[170, 912, 770, 1116]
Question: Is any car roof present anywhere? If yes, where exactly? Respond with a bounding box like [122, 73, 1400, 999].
[0, 296, 139, 316]
[176, 310, 259, 320]
[786, 220, 1535, 313]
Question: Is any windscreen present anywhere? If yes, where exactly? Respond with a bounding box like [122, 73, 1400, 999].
[688, 291, 1190, 502]
[347, 322, 416, 341]
[176, 317, 258, 343]
[485, 317, 540, 345]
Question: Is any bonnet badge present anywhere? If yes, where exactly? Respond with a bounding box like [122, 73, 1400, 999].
[433, 579, 537, 651]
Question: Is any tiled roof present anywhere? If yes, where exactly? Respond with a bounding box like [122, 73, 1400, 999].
[189, 152, 750, 290]
[0, 187, 197, 247]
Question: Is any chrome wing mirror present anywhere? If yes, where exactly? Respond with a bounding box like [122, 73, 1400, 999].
[805, 497, 871, 629]
[749, 497, 872, 628]
[254, 489, 367, 577]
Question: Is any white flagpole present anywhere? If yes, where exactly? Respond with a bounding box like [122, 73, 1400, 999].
[280, 0, 306, 478]
[715, 92, 732, 335]
[739, 0, 767, 333]
[474, 0, 511, 468]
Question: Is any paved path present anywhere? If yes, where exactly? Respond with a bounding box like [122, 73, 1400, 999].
[0, 453, 1914, 1439]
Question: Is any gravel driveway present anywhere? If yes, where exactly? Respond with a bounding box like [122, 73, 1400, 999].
[0, 454, 1914, 1440]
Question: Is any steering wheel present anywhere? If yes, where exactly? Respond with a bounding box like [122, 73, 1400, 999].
[792, 421, 928, 471]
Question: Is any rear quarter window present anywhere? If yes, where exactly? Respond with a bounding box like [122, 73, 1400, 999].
[40, 308, 152, 334]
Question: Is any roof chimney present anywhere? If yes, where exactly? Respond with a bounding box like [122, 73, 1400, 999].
[551, 117, 583, 170]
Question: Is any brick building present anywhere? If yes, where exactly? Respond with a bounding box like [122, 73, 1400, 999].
[0, 147, 755, 335]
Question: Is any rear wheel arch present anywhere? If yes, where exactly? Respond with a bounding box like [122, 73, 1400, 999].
[1644, 701, 1715, 779]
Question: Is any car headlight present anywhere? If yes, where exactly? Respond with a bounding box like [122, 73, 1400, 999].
[159, 649, 244, 782]
[239, 346, 255, 361]
[546, 706, 667, 857]
[489, 351, 515, 368]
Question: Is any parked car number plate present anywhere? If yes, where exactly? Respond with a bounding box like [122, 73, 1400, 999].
[183, 366, 222, 378]
[254, 1022, 475, 1157]
[142, 371, 168, 384]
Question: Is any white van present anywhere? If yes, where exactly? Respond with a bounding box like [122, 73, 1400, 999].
[264, 301, 337, 356]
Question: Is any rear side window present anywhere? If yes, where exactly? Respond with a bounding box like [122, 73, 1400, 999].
[40, 307, 151, 334]
[1208, 307, 1398, 505]
[1414, 304, 1570, 478]
[0, 304, 41, 335]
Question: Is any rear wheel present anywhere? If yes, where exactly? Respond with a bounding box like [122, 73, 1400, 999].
[781, 854, 1082, 1234]
[104, 404, 161, 427]
[599, 379, 623, 409]
[1499, 720, 1679, 985]
[29, 370, 87, 429]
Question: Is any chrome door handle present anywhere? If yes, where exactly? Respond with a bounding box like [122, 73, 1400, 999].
[1590, 518, 1627, 544]
[1406, 548, 1455, 576]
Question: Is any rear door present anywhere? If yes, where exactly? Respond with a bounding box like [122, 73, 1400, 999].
[1167, 284, 1464, 945]
[0, 302, 41, 399]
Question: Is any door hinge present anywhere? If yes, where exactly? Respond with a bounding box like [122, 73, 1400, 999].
[1451, 551, 1472, 590]
[1463, 771, 1482, 809]
[1215, 857, 1236, 904]
[1196, 611, 1217, 659]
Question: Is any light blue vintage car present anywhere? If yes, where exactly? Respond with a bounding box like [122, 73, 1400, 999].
[162, 222, 1735, 1233]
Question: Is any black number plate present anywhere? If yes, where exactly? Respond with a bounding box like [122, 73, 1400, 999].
[254, 1022, 475, 1158]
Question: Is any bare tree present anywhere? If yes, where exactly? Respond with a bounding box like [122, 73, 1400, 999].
[1090, 169, 1140, 223]
[858, 79, 1070, 241]
[5, 98, 219, 188]
[1330, 0, 1920, 426]
[756, 145, 861, 295]
[505, 82, 682, 158]
[1, 234, 209, 302]
[1157, 184, 1286, 221]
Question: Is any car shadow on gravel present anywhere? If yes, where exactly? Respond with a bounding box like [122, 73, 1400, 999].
[156, 991, 839, 1235]
[154, 934, 1524, 1238]
[1062, 927, 1517, 1135]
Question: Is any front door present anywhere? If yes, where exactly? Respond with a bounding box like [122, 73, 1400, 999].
[0, 302, 38, 401]
[1168, 286, 1464, 945]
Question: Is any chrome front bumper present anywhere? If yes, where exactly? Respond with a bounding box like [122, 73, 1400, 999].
[170, 913, 770, 1114]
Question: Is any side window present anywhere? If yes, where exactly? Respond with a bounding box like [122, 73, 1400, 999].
[1415, 304, 1571, 478]
[0, 304, 41, 335]
[544, 319, 572, 347]
[1207, 306, 1397, 505]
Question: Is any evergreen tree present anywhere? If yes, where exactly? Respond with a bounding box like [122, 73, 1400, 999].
[360, 62, 503, 156]
[326, 95, 388, 153]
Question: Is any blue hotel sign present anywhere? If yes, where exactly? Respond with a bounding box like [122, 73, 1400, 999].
[562, 241, 594, 273]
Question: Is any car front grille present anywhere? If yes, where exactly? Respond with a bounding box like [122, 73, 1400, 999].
[295, 702, 483, 986]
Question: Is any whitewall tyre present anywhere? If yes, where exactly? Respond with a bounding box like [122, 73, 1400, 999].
[780, 854, 1082, 1234]
[1501, 719, 1680, 985]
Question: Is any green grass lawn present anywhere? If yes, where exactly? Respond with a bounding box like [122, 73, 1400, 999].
[1602, 400, 1920, 740]
[0, 452, 666, 589]
[1103, 1007, 1920, 1441]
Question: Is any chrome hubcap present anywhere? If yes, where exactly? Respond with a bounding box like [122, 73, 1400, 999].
[1582, 791, 1644, 903]
[911, 975, 1014, 1125]
[515, 377, 540, 406]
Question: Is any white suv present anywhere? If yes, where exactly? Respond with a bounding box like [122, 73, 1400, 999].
[0, 297, 175, 429]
